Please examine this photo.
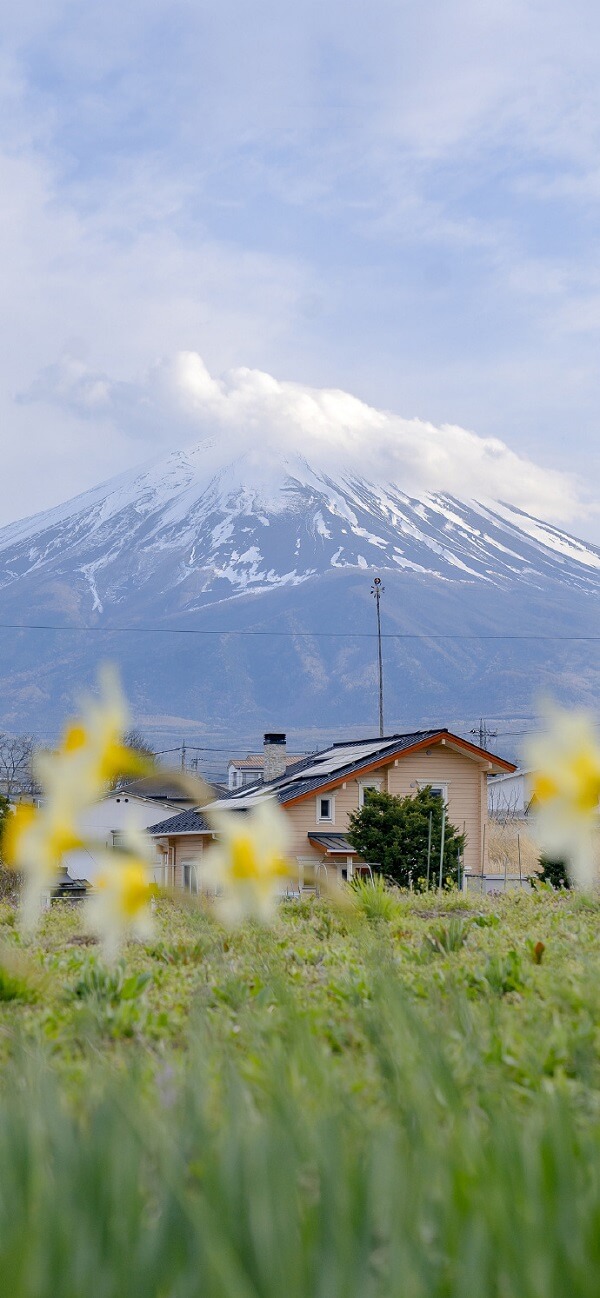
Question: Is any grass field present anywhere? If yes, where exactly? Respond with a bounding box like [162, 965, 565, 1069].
[2, 885, 600, 1295]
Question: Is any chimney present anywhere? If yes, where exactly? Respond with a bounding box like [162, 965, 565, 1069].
[263, 733, 287, 783]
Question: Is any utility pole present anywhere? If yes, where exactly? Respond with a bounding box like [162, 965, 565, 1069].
[181, 741, 186, 771]
[371, 576, 385, 738]
[470, 719, 498, 750]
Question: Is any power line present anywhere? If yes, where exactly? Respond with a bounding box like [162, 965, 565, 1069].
[153, 745, 312, 756]
[0, 621, 598, 643]
[470, 719, 499, 750]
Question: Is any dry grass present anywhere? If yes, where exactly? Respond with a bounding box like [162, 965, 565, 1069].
[487, 818, 540, 877]
[487, 817, 600, 879]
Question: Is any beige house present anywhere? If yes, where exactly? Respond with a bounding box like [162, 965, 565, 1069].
[149, 730, 515, 889]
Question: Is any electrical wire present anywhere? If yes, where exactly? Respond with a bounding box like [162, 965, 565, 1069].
[0, 622, 598, 642]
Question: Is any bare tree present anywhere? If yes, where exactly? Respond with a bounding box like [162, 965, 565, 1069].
[0, 734, 35, 800]
[123, 728, 155, 760]
[109, 728, 156, 790]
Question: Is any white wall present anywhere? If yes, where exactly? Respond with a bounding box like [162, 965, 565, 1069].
[488, 771, 531, 819]
[65, 794, 176, 884]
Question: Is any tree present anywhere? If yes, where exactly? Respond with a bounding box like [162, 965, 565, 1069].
[110, 728, 156, 790]
[347, 787, 466, 889]
[0, 734, 35, 800]
[123, 728, 155, 760]
[538, 855, 570, 889]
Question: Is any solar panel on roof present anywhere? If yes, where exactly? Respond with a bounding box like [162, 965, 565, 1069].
[285, 740, 401, 782]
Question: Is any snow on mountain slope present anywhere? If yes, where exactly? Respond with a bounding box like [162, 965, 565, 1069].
[0, 441, 598, 623]
[0, 439, 598, 744]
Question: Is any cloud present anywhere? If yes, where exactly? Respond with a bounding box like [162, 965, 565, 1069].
[167, 354, 590, 524]
[3, 1, 600, 541]
[21, 349, 587, 526]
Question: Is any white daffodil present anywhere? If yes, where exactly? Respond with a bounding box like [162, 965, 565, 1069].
[525, 706, 600, 889]
[2, 666, 152, 934]
[3, 800, 84, 933]
[85, 824, 155, 961]
[37, 665, 149, 809]
[204, 796, 295, 924]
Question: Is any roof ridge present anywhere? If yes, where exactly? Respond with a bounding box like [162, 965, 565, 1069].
[330, 728, 442, 749]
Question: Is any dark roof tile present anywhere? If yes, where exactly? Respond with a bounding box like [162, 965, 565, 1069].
[148, 808, 210, 835]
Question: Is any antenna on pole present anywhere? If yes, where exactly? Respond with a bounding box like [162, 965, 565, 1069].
[371, 576, 385, 738]
[470, 718, 498, 750]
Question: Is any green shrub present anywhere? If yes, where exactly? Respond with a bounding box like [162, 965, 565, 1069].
[539, 855, 570, 888]
[71, 963, 151, 1004]
[347, 787, 465, 888]
[478, 949, 526, 996]
[351, 875, 398, 921]
[0, 964, 36, 1003]
[422, 917, 470, 955]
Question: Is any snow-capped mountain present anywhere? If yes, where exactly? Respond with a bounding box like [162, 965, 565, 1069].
[1, 442, 598, 614]
[0, 440, 598, 747]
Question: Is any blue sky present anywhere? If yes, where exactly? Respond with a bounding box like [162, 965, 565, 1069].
[2, 0, 600, 538]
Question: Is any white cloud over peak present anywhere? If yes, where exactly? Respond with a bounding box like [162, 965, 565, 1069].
[22, 350, 586, 527]
[168, 354, 586, 523]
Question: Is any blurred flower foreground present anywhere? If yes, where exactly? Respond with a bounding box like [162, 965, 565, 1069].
[1, 667, 297, 952]
[3, 672, 600, 955]
[525, 706, 600, 890]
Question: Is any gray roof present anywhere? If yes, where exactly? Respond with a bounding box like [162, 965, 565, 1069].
[119, 775, 195, 802]
[308, 832, 358, 854]
[221, 731, 445, 806]
[148, 729, 515, 836]
[148, 808, 210, 835]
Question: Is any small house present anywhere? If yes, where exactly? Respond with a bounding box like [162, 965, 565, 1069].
[149, 730, 516, 890]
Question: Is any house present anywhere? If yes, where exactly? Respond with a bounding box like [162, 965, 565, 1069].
[488, 769, 534, 820]
[228, 735, 305, 789]
[64, 789, 189, 886]
[149, 730, 516, 890]
[116, 774, 199, 808]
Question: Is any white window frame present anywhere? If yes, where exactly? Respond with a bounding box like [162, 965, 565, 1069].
[181, 860, 199, 894]
[417, 780, 449, 805]
[358, 778, 383, 808]
[317, 793, 335, 824]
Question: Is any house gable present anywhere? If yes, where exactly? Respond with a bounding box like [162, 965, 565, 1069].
[148, 729, 516, 883]
[281, 731, 515, 806]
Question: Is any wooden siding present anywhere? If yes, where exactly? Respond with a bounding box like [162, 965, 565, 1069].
[285, 746, 488, 874]
[156, 746, 490, 888]
[155, 834, 208, 890]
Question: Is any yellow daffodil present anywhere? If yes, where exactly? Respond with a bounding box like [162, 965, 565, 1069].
[35, 666, 150, 812]
[204, 796, 295, 924]
[85, 824, 155, 960]
[525, 706, 600, 888]
[3, 666, 154, 934]
[3, 797, 85, 932]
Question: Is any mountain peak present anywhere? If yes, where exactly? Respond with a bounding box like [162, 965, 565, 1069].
[0, 442, 599, 624]
[0, 440, 598, 743]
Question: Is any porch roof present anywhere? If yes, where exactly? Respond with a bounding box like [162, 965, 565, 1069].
[308, 832, 359, 855]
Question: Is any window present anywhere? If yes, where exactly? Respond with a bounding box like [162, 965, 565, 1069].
[358, 778, 383, 808]
[417, 781, 449, 805]
[182, 862, 199, 894]
[317, 795, 334, 823]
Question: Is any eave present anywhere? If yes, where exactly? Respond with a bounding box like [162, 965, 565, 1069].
[282, 731, 516, 807]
